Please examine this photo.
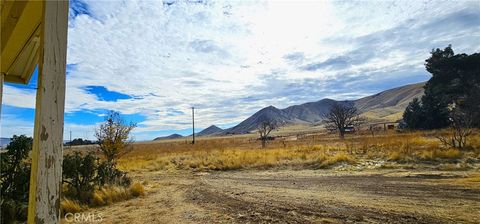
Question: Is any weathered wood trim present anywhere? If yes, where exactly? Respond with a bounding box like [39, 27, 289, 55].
[27, 1, 69, 223]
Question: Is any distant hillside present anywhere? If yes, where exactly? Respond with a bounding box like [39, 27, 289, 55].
[0, 137, 11, 148]
[197, 125, 223, 136]
[355, 82, 425, 121]
[223, 82, 425, 134]
[154, 134, 183, 141]
[224, 106, 307, 134]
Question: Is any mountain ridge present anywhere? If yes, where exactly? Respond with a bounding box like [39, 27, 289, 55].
[196, 125, 223, 136]
[222, 82, 425, 134]
[154, 134, 183, 141]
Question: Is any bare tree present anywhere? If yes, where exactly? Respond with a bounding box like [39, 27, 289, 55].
[437, 106, 473, 149]
[95, 111, 137, 165]
[258, 120, 277, 148]
[321, 102, 364, 139]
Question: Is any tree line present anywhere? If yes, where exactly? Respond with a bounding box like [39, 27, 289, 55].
[403, 45, 479, 148]
[403, 45, 480, 130]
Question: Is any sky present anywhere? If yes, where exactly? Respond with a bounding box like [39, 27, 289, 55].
[1, 0, 479, 141]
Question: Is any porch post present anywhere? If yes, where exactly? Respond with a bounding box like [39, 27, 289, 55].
[27, 1, 69, 223]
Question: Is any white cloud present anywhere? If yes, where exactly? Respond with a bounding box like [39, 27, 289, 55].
[2, 0, 479, 138]
[3, 85, 36, 109]
[0, 113, 34, 137]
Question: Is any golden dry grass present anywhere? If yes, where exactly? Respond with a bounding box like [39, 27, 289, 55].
[130, 182, 146, 197]
[91, 186, 132, 206]
[116, 130, 479, 172]
[61, 183, 146, 215]
[459, 173, 480, 183]
[61, 199, 86, 214]
[448, 173, 480, 190]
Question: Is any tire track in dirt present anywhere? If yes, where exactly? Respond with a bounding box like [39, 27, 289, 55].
[185, 170, 480, 223]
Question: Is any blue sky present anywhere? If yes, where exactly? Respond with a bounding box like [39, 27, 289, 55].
[1, 0, 479, 141]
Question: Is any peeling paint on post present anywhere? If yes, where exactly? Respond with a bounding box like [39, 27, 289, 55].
[27, 1, 69, 223]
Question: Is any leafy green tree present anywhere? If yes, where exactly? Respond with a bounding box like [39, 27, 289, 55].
[403, 45, 479, 130]
[420, 89, 450, 129]
[0, 135, 33, 223]
[425, 45, 480, 105]
[462, 86, 480, 127]
[65, 138, 95, 146]
[402, 98, 423, 129]
[424, 45, 480, 127]
[0, 135, 32, 201]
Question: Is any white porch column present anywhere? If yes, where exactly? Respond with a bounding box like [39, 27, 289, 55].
[27, 1, 69, 223]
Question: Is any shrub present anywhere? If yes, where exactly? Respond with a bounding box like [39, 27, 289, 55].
[95, 111, 136, 164]
[1, 134, 139, 223]
[61, 152, 140, 212]
[62, 152, 98, 202]
[130, 182, 145, 197]
[97, 161, 131, 187]
[0, 135, 33, 223]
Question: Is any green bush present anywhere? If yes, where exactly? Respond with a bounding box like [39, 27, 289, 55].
[62, 152, 98, 202]
[0, 135, 33, 224]
[62, 153, 131, 204]
[1, 130, 134, 222]
[97, 161, 131, 187]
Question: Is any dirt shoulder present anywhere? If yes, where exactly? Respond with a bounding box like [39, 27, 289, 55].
[82, 169, 480, 224]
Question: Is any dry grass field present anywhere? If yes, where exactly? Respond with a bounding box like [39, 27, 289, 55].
[118, 130, 480, 172]
[66, 130, 480, 223]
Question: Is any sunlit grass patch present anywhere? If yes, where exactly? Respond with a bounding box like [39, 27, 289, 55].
[417, 148, 462, 162]
[460, 174, 480, 183]
[91, 186, 133, 206]
[61, 199, 86, 214]
[61, 183, 146, 215]
[450, 173, 480, 190]
[116, 130, 480, 172]
[321, 152, 355, 167]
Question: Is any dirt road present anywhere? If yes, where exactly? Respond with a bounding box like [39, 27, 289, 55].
[86, 169, 480, 224]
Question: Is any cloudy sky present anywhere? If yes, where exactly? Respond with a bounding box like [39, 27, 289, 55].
[2, 0, 479, 141]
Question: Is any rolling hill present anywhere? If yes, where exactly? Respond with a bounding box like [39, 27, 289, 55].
[154, 134, 183, 141]
[196, 125, 223, 136]
[355, 82, 425, 121]
[222, 82, 425, 134]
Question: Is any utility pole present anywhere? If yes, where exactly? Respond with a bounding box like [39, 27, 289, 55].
[192, 107, 195, 144]
[69, 131, 72, 148]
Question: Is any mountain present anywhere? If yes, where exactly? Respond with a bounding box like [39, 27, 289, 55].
[223, 82, 425, 134]
[354, 82, 425, 120]
[224, 106, 306, 134]
[196, 125, 223, 136]
[154, 134, 183, 141]
[282, 98, 354, 123]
